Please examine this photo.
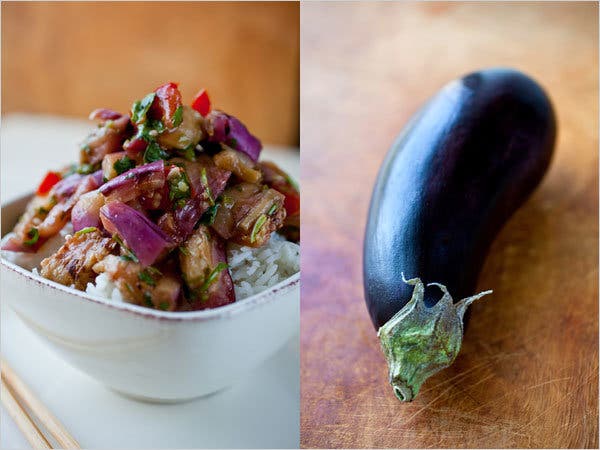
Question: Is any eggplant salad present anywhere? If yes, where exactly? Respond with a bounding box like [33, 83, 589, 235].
[2, 83, 300, 311]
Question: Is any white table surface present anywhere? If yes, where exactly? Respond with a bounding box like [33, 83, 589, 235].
[0, 114, 300, 449]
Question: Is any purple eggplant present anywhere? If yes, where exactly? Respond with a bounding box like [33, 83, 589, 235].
[363, 68, 556, 401]
[99, 201, 173, 266]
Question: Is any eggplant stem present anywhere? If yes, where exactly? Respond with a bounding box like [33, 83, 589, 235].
[377, 276, 492, 402]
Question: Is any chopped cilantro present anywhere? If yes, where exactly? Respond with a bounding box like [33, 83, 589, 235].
[177, 145, 196, 161]
[113, 156, 135, 175]
[201, 168, 214, 205]
[143, 142, 169, 163]
[199, 204, 219, 225]
[227, 137, 238, 149]
[77, 163, 96, 175]
[23, 228, 39, 246]
[36, 206, 49, 216]
[146, 266, 163, 277]
[113, 234, 139, 263]
[250, 214, 267, 244]
[172, 105, 184, 128]
[199, 262, 228, 296]
[267, 203, 278, 216]
[74, 227, 98, 236]
[131, 92, 155, 124]
[179, 246, 191, 256]
[168, 169, 191, 204]
[143, 292, 153, 307]
[138, 270, 156, 286]
[158, 301, 169, 311]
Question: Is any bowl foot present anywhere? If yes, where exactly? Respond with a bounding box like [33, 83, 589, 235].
[109, 385, 230, 404]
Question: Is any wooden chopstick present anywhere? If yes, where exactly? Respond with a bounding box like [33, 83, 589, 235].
[1, 358, 80, 449]
[1, 379, 51, 449]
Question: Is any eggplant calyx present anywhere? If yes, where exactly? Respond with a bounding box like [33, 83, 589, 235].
[377, 274, 492, 402]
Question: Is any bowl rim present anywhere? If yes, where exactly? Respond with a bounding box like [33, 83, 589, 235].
[1, 193, 300, 323]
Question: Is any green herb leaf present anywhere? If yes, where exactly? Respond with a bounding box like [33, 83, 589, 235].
[158, 301, 169, 311]
[250, 214, 268, 244]
[201, 168, 214, 205]
[131, 92, 156, 124]
[143, 292, 153, 307]
[113, 156, 135, 175]
[227, 137, 238, 149]
[167, 169, 191, 204]
[138, 270, 156, 286]
[179, 246, 191, 256]
[267, 203, 278, 216]
[172, 105, 184, 128]
[77, 163, 96, 175]
[199, 204, 219, 226]
[23, 228, 39, 246]
[199, 262, 228, 295]
[143, 142, 169, 163]
[177, 145, 196, 162]
[36, 206, 49, 216]
[74, 227, 98, 236]
[113, 234, 139, 263]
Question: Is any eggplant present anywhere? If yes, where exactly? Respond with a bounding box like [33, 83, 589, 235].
[363, 68, 556, 401]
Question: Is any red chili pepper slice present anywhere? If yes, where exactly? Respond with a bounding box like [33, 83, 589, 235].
[191, 89, 211, 116]
[152, 82, 183, 128]
[36, 172, 62, 195]
[283, 191, 300, 216]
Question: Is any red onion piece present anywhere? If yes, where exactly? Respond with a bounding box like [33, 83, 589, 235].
[53, 174, 84, 199]
[71, 190, 105, 232]
[205, 111, 262, 162]
[99, 201, 173, 266]
[1, 235, 37, 253]
[91, 169, 105, 187]
[99, 160, 165, 203]
[124, 136, 148, 157]
[89, 108, 123, 121]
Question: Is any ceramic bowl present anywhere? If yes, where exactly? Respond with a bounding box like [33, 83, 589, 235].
[0, 194, 300, 402]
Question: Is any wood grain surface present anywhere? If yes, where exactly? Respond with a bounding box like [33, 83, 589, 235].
[1, 2, 299, 147]
[300, 2, 598, 448]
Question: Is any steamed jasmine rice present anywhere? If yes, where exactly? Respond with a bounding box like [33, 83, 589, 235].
[2, 230, 299, 304]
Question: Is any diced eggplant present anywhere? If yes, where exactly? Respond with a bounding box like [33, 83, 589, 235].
[214, 146, 262, 183]
[100, 160, 165, 203]
[80, 114, 131, 166]
[179, 226, 235, 310]
[259, 161, 300, 241]
[93, 255, 181, 311]
[212, 183, 286, 247]
[40, 229, 117, 290]
[157, 106, 204, 150]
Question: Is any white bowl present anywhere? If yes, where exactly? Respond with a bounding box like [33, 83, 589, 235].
[0, 194, 300, 402]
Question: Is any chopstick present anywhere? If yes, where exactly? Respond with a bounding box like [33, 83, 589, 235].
[1, 357, 80, 449]
[1, 380, 51, 449]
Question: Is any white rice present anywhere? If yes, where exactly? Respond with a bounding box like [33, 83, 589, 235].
[227, 232, 300, 299]
[2, 227, 299, 303]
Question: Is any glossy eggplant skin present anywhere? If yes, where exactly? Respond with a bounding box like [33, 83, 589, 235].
[364, 68, 556, 330]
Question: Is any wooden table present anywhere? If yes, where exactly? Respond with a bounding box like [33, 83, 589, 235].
[300, 3, 598, 448]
